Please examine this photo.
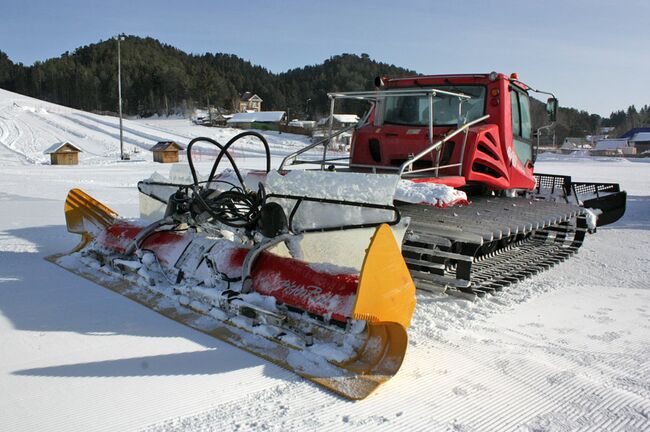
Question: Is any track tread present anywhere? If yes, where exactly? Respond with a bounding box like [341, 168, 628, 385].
[398, 196, 586, 298]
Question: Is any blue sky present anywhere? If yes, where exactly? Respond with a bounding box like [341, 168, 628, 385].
[1, 0, 648, 116]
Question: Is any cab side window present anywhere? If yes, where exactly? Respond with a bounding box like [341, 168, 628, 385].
[519, 94, 531, 140]
[511, 90, 521, 136]
[510, 88, 532, 165]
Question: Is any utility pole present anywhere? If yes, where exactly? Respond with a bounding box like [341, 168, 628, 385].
[116, 35, 125, 160]
[207, 95, 212, 125]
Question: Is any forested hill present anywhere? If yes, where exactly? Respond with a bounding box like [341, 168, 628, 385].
[0, 36, 412, 118]
[0, 35, 648, 139]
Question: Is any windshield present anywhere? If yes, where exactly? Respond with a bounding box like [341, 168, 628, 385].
[382, 85, 486, 126]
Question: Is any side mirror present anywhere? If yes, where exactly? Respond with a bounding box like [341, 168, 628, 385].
[546, 97, 558, 122]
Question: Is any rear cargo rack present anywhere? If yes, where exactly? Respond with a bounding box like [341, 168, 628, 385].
[571, 182, 621, 198]
[534, 173, 623, 203]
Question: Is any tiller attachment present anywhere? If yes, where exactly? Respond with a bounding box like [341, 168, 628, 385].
[47, 185, 415, 400]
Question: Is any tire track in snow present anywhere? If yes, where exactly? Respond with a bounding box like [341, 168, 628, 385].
[71, 112, 187, 145]
[21, 110, 107, 158]
[143, 281, 650, 432]
[142, 346, 565, 432]
[14, 112, 59, 161]
[55, 112, 156, 153]
[365, 336, 647, 432]
[408, 288, 650, 430]
[135, 120, 196, 141]
[29, 109, 88, 139]
[502, 325, 650, 401]
[1, 104, 56, 163]
[73, 112, 302, 159]
[0, 108, 34, 164]
[401, 348, 573, 430]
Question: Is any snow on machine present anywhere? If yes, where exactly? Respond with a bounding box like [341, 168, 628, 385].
[279, 72, 627, 300]
[49, 72, 627, 398]
[47, 132, 416, 400]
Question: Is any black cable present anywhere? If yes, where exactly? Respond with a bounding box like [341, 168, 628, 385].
[207, 131, 271, 183]
[181, 133, 275, 230]
[184, 133, 273, 230]
[186, 137, 245, 188]
[192, 183, 266, 229]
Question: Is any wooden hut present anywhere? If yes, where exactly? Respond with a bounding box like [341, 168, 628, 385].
[151, 141, 183, 163]
[44, 142, 82, 165]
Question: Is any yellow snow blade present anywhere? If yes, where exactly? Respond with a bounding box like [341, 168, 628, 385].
[311, 223, 416, 396]
[353, 224, 416, 330]
[48, 190, 416, 400]
[63, 188, 117, 250]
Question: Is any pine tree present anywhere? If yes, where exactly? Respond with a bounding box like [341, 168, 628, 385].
[0, 35, 645, 134]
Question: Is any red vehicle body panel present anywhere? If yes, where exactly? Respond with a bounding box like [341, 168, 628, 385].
[350, 73, 536, 191]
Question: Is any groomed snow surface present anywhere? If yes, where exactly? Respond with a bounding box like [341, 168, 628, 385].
[1, 89, 649, 431]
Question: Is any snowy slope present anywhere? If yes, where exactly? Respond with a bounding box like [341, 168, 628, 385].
[0, 88, 311, 165]
[0, 91, 649, 431]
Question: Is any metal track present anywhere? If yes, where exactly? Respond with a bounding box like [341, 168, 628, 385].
[398, 196, 587, 300]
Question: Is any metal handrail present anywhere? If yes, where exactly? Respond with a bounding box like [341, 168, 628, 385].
[403, 162, 462, 176]
[280, 89, 486, 179]
[398, 114, 490, 176]
[279, 123, 358, 171]
[283, 116, 489, 177]
[327, 88, 472, 100]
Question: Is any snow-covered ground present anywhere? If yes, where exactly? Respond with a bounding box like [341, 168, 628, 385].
[0, 88, 311, 166]
[1, 89, 649, 431]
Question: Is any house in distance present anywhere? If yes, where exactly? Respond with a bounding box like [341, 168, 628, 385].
[44, 141, 82, 165]
[151, 141, 184, 163]
[238, 92, 263, 112]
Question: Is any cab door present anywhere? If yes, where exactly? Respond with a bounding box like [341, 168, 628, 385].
[508, 86, 536, 188]
[510, 87, 533, 165]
